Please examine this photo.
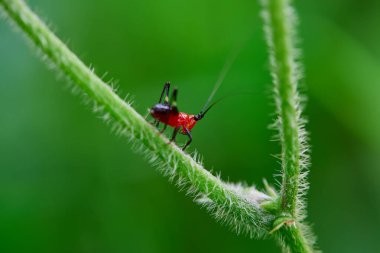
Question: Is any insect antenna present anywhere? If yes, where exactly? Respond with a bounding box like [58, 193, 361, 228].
[195, 45, 242, 121]
[195, 92, 251, 121]
[199, 49, 239, 115]
[195, 96, 225, 121]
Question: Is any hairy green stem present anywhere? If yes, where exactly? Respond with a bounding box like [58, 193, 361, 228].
[261, 0, 305, 219]
[261, 0, 316, 252]
[279, 224, 314, 253]
[0, 0, 273, 237]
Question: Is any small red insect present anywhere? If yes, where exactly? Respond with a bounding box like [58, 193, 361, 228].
[150, 82, 218, 150]
[150, 50, 240, 150]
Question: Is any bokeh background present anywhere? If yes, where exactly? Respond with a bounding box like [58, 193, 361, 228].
[1, 0, 380, 252]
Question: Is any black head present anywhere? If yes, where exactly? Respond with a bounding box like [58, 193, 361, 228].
[194, 113, 203, 121]
[194, 99, 219, 121]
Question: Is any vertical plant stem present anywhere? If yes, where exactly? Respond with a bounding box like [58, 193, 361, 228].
[262, 0, 304, 217]
[261, 0, 316, 252]
[280, 225, 314, 253]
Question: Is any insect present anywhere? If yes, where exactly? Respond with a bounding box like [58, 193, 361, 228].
[150, 50, 239, 150]
[150, 82, 220, 150]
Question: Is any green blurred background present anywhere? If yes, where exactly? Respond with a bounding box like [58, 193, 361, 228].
[1, 0, 380, 252]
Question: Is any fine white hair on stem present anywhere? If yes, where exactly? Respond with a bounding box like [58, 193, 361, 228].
[261, 0, 317, 251]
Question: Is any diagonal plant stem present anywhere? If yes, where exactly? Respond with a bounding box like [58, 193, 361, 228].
[0, 0, 273, 238]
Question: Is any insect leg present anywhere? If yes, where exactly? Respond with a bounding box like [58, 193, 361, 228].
[170, 127, 180, 143]
[170, 88, 179, 114]
[160, 124, 168, 133]
[159, 82, 170, 104]
[182, 128, 192, 150]
[149, 119, 157, 126]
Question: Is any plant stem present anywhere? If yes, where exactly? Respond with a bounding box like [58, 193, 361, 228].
[261, 0, 316, 251]
[280, 224, 314, 253]
[261, 0, 306, 218]
[0, 0, 273, 238]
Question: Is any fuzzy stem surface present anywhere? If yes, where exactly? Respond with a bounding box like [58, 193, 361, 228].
[262, 0, 303, 219]
[261, 0, 317, 251]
